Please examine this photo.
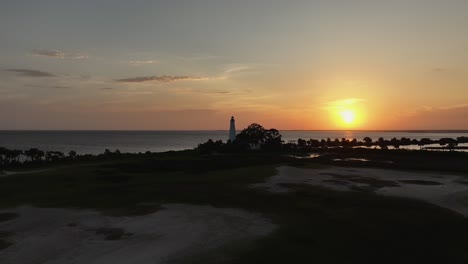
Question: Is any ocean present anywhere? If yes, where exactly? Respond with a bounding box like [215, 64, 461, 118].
[0, 130, 467, 155]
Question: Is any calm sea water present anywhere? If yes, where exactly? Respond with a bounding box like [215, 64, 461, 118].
[0, 130, 467, 155]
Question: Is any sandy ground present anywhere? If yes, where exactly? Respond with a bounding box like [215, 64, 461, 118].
[0, 170, 48, 177]
[253, 166, 468, 216]
[0, 204, 275, 264]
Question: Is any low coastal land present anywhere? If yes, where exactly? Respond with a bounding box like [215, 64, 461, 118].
[1, 146, 468, 263]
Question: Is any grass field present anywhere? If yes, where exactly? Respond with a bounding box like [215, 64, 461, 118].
[1, 151, 468, 263]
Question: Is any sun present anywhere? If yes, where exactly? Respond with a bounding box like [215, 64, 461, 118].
[327, 98, 366, 128]
[340, 110, 356, 124]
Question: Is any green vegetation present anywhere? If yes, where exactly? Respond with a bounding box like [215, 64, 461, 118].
[0, 152, 283, 210]
[0, 231, 13, 251]
[1, 151, 468, 263]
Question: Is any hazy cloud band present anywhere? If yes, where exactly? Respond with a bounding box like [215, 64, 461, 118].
[5, 69, 55, 77]
[116, 75, 208, 83]
[31, 49, 88, 60]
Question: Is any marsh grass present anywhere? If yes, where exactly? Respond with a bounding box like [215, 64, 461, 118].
[1, 152, 468, 263]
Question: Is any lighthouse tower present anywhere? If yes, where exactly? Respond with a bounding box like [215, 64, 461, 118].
[229, 116, 236, 142]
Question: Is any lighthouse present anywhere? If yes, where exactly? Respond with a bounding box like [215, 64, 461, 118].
[229, 116, 236, 142]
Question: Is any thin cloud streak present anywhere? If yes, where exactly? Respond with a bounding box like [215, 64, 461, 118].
[223, 65, 251, 74]
[439, 103, 468, 110]
[24, 84, 71, 89]
[128, 60, 158, 66]
[173, 87, 232, 95]
[115, 75, 209, 83]
[31, 49, 88, 60]
[5, 69, 55, 77]
[31, 48, 65, 58]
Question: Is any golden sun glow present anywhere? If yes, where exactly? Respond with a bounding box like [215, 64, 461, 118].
[326, 98, 367, 129]
[340, 110, 356, 124]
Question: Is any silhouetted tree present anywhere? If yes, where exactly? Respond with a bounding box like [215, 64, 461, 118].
[0, 147, 7, 165]
[24, 148, 44, 162]
[378, 137, 388, 150]
[263, 129, 282, 151]
[418, 138, 433, 149]
[363, 137, 372, 146]
[320, 139, 327, 148]
[45, 151, 64, 162]
[297, 138, 307, 148]
[69, 150, 77, 160]
[45, 151, 54, 162]
[400, 137, 412, 146]
[236, 123, 266, 145]
[390, 138, 400, 149]
[197, 139, 224, 154]
[308, 139, 320, 148]
[334, 138, 340, 146]
[13, 150, 23, 162]
[439, 138, 458, 151]
[341, 138, 351, 147]
[235, 123, 282, 151]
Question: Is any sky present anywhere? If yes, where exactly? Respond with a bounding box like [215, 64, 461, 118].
[1, 0, 467, 130]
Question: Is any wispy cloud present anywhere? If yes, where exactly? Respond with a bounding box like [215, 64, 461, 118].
[173, 87, 231, 95]
[115, 75, 209, 83]
[5, 69, 55, 77]
[128, 60, 158, 66]
[177, 54, 221, 61]
[424, 103, 468, 111]
[437, 103, 468, 111]
[31, 48, 65, 58]
[223, 64, 252, 74]
[24, 84, 71, 89]
[69, 54, 89, 60]
[220, 63, 278, 79]
[31, 49, 88, 60]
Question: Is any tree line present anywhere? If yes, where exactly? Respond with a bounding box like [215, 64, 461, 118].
[2, 124, 467, 167]
[292, 136, 467, 150]
[198, 123, 468, 153]
[197, 123, 283, 154]
[0, 147, 123, 168]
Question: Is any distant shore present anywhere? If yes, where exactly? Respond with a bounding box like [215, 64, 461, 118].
[1, 130, 467, 155]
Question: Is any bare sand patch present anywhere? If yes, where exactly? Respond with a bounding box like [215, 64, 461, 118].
[253, 166, 468, 216]
[0, 204, 275, 264]
[0, 170, 49, 177]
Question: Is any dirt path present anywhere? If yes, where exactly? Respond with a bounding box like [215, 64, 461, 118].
[253, 166, 468, 216]
[0, 204, 275, 264]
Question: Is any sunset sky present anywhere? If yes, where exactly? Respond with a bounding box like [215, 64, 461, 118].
[1, 0, 467, 130]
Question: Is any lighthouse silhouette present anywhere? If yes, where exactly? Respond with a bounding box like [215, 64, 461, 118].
[229, 116, 236, 142]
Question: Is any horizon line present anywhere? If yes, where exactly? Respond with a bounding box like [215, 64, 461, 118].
[1, 129, 468, 133]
